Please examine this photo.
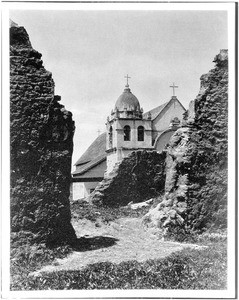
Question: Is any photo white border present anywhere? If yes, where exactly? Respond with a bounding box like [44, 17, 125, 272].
[1, 2, 236, 299]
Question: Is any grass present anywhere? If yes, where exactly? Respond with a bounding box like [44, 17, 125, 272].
[10, 199, 227, 290]
[10, 239, 73, 289]
[11, 238, 227, 290]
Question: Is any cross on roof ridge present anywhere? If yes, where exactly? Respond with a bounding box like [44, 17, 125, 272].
[170, 82, 179, 96]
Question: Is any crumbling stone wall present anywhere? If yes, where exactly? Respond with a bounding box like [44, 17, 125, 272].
[10, 23, 76, 245]
[91, 151, 166, 207]
[144, 50, 228, 238]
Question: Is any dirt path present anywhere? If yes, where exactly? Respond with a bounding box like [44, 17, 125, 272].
[33, 217, 205, 275]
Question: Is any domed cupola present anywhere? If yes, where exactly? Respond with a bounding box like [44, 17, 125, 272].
[109, 75, 143, 120]
[115, 84, 141, 112]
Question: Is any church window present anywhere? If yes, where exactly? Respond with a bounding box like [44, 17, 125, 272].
[124, 125, 131, 141]
[109, 126, 113, 148]
[138, 126, 144, 141]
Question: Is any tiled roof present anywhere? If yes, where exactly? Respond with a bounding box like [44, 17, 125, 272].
[74, 132, 107, 166]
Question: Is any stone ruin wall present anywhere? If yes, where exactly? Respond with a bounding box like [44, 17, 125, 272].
[144, 50, 228, 238]
[10, 23, 76, 245]
[91, 150, 166, 207]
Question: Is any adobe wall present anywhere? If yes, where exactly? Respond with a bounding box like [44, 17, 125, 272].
[144, 50, 228, 239]
[91, 150, 166, 207]
[10, 23, 76, 245]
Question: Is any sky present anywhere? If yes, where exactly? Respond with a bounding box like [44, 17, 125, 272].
[9, 8, 228, 169]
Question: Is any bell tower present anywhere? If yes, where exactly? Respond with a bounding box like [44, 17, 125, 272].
[105, 76, 153, 175]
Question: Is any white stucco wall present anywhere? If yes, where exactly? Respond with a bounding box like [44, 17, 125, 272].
[72, 182, 85, 200]
[115, 119, 153, 149]
[106, 151, 118, 175]
[153, 99, 185, 133]
[106, 118, 153, 151]
[72, 181, 100, 201]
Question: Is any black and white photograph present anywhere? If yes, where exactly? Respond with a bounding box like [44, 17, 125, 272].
[1, 2, 237, 299]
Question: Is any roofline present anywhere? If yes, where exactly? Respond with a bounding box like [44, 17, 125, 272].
[152, 97, 186, 121]
[143, 97, 186, 122]
[174, 97, 186, 112]
[72, 156, 106, 176]
[73, 132, 107, 166]
[143, 101, 168, 120]
[74, 160, 90, 167]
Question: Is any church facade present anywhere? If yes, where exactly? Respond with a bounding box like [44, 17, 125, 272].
[72, 80, 186, 200]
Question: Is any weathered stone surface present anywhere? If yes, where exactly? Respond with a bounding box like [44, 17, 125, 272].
[10, 24, 76, 245]
[90, 150, 166, 207]
[144, 50, 228, 239]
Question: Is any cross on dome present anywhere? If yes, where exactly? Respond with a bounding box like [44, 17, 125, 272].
[170, 82, 178, 96]
[124, 74, 131, 87]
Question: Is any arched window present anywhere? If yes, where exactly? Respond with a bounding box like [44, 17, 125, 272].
[109, 126, 113, 148]
[138, 126, 144, 141]
[124, 125, 131, 141]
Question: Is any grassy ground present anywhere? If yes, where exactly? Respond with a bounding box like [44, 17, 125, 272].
[10, 200, 227, 290]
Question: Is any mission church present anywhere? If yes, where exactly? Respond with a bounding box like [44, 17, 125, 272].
[72, 76, 186, 200]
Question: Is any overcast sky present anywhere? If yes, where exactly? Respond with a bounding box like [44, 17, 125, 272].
[10, 8, 228, 169]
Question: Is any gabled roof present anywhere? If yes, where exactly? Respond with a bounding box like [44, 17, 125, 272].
[74, 132, 107, 166]
[143, 101, 169, 120]
[72, 154, 106, 176]
[143, 96, 186, 121]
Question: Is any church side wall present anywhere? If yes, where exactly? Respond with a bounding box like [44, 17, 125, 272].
[84, 182, 100, 197]
[72, 182, 85, 200]
[72, 181, 100, 201]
